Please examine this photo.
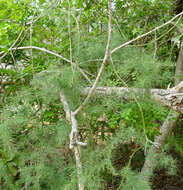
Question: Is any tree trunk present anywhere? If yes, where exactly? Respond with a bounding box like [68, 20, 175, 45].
[141, 45, 183, 181]
[175, 47, 183, 84]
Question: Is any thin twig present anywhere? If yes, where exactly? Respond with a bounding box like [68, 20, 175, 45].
[111, 11, 183, 54]
[10, 27, 25, 50]
[16, 28, 30, 47]
[73, 0, 113, 116]
[170, 22, 183, 33]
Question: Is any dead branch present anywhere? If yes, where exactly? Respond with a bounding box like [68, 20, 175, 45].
[82, 82, 183, 114]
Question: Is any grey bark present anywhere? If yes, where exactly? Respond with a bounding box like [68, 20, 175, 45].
[175, 47, 183, 84]
[82, 83, 183, 114]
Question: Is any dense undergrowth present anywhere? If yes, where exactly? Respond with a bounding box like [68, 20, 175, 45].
[0, 47, 177, 189]
[0, 0, 182, 189]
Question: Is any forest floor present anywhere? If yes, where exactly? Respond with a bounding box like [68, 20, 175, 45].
[107, 145, 183, 190]
[152, 148, 183, 190]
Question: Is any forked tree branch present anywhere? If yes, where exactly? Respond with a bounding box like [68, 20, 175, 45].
[60, 2, 112, 189]
[60, 91, 86, 190]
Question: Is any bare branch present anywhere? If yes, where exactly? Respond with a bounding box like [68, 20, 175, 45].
[10, 45, 91, 83]
[10, 28, 25, 50]
[11, 46, 72, 64]
[73, 0, 113, 116]
[59, 91, 85, 190]
[74, 147, 84, 190]
[111, 11, 183, 54]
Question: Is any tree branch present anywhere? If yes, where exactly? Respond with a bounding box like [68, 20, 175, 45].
[73, 0, 113, 116]
[82, 82, 183, 114]
[12, 46, 72, 64]
[111, 11, 183, 54]
[8, 45, 91, 83]
[59, 91, 86, 190]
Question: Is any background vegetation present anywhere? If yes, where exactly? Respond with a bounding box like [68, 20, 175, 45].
[0, 0, 183, 189]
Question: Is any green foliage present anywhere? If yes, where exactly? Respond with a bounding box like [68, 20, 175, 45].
[0, 0, 181, 189]
[120, 101, 168, 140]
[32, 65, 82, 110]
[0, 86, 77, 190]
[119, 166, 151, 190]
[0, 0, 33, 51]
[107, 47, 174, 88]
[81, 126, 145, 190]
[156, 152, 177, 176]
[168, 118, 183, 160]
